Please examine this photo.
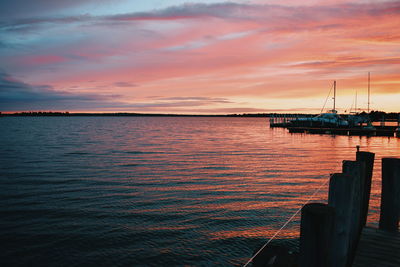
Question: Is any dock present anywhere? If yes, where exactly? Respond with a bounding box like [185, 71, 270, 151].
[352, 227, 400, 267]
[269, 114, 400, 137]
[287, 126, 398, 137]
[249, 151, 400, 267]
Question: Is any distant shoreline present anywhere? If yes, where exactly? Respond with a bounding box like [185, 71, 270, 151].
[0, 112, 312, 118]
[1, 111, 399, 120]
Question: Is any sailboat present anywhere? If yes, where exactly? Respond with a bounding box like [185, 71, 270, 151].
[346, 72, 374, 127]
[291, 81, 349, 127]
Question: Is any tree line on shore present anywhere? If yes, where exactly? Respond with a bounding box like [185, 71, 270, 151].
[1, 110, 399, 120]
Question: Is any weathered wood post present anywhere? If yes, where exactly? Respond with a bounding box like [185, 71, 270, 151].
[328, 173, 355, 267]
[342, 160, 365, 266]
[299, 203, 335, 267]
[356, 151, 375, 226]
[379, 158, 400, 232]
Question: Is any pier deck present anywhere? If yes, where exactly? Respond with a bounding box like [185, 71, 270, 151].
[352, 227, 400, 267]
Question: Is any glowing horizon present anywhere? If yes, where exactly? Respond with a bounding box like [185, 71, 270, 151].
[1, 0, 399, 114]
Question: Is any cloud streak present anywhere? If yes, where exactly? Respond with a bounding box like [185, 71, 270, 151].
[3, 2, 400, 30]
[0, 71, 243, 112]
[0, 71, 118, 111]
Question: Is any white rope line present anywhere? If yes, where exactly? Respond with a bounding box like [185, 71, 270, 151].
[242, 173, 332, 267]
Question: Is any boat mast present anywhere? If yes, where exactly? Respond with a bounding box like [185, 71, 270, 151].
[367, 72, 370, 113]
[355, 90, 358, 112]
[333, 80, 336, 111]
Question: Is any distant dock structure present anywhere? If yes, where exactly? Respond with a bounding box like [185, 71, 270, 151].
[268, 76, 400, 138]
[269, 113, 400, 137]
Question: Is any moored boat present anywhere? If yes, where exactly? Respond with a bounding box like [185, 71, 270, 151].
[290, 81, 349, 128]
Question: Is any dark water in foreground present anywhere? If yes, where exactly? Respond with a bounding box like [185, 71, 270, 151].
[1, 117, 399, 266]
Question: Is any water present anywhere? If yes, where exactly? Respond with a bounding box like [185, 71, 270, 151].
[1, 116, 399, 266]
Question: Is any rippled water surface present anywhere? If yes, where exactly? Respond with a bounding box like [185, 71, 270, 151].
[1, 116, 399, 266]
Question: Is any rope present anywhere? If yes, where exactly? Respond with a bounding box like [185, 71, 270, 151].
[242, 172, 333, 267]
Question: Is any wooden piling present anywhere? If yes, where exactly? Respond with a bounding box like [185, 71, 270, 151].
[356, 151, 375, 227]
[328, 173, 355, 267]
[299, 203, 335, 267]
[342, 160, 365, 266]
[379, 158, 400, 232]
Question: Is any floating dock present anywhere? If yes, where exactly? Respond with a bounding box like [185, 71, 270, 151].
[287, 126, 399, 137]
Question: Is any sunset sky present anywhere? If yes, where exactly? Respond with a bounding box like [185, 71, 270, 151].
[1, 0, 399, 114]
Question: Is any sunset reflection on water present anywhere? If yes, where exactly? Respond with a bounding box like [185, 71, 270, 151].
[133, 119, 399, 250]
[1, 117, 399, 266]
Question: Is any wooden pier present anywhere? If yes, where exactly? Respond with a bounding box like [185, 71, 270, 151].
[251, 151, 400, 267]
[352, 227, 400, 267]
